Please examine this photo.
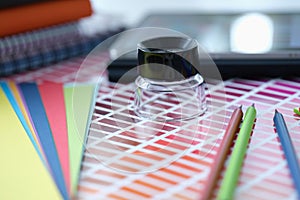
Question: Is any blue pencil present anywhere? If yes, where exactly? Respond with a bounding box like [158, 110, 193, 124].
[273, 109, 300, 199]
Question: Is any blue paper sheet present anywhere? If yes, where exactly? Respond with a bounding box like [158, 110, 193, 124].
[18, 82, 68, 199]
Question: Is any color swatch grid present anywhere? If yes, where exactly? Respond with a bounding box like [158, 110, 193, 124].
[77, 78, 300, 200]
[3, 54, 300, 199]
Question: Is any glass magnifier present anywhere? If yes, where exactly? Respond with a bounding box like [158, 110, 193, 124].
[133, 36, 207, 121]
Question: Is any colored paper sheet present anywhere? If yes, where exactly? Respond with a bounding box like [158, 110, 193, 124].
[18, 82, 68, 199]
[9, 81, 50, 169]
[0, 87, 62, 200]
[38, 81, 71, 195]
[7, 81, 43, 153]
[64, 83, 97, 196]
[0, 82, 42, 160]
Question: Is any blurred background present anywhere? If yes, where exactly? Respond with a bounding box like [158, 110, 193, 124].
[88, 0, 300, 80]
[91, 0, 300, 26]
[2, 0, 300, 78]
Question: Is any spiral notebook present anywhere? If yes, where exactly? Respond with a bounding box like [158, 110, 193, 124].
[0, 17, 124, 76]
[5, 51, 300, 199]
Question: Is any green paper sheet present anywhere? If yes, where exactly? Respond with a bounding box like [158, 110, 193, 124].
[64, 83, 97, 196]
[0, 87, 61, 200]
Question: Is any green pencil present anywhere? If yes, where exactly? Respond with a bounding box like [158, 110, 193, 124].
[217, 104, 256, 200]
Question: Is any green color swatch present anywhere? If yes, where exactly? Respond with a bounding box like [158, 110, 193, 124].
[64, 83, 97, 197]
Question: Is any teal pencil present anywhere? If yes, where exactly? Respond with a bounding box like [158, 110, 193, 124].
[217, 104, 256, 200]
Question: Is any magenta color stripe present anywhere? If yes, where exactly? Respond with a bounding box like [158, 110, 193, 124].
[217, 89, 243, 97]
[265, 86, 296, 95]
[225, 85, 252, 92]
[257, 91, 287, 100]
[225, 91, 243, 97]
[275, 81, 300, 90]
[248, 95, 279, 105]
[291, 98, 300, 104]
[206, 94, 234, 102]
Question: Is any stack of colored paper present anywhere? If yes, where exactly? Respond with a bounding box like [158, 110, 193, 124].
[0, 80, 98, 200]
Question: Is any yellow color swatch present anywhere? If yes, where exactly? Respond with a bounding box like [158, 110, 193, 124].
[0, 87, 62, 200]
[8, 81, 43, 152]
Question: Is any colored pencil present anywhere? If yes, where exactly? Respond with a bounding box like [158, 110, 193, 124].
[273, 109, 300, 199]
[217, 104, 256, 200]
[201, 106, 243, 200]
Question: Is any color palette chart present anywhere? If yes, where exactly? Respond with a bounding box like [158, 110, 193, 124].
[76, 78, 300, 200]
[3, 53, 300, 200]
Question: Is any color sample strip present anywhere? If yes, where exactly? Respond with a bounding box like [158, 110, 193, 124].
[7, 81, 43, 153]
[64, 83, 97, 196]
[18, 82, 68, 199]
[38, 81, 71, 194]
[0, 87, 62, 200]
[0, 81, 42, 160]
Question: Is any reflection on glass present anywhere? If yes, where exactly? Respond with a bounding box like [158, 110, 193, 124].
[230, 13, 274, 53]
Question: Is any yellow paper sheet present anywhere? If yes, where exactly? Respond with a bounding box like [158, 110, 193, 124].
[8, 81, 43, 152]
[0, 87, 62, 200]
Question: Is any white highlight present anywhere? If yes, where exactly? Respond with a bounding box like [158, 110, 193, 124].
[230, 13, 274, 53]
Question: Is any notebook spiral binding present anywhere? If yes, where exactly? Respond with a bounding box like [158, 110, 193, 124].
[0, 22, 125, 76]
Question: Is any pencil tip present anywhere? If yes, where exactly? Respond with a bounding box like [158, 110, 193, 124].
[251, 103, 255, 107]
[275, 109, 278, 113]
[239, 105, 242, 109]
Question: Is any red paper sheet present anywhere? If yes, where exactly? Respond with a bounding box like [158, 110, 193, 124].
[38, 81, 70, 194]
